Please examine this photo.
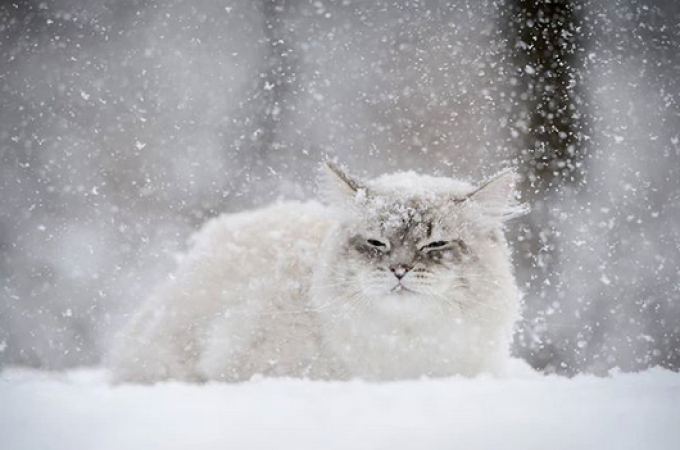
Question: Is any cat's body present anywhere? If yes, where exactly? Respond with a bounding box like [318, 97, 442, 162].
[109, 165, 527, 383]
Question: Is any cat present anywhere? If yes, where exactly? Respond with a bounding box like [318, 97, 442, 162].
[108, 162, 528, 383]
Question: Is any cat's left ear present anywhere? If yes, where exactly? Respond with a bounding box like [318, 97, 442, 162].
[467, 169, 528, 223]
[319, 161, 368, 206]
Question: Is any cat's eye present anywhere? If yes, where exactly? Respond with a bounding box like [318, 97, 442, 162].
[423, 241, 448, 250]
[367, 239, 387, 248]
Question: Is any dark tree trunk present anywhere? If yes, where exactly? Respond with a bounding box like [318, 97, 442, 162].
[500, 0, 591, 372]
[505, 0, 589, 192]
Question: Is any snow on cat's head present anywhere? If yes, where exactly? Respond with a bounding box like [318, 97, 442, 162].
[317, 162, 525, 321]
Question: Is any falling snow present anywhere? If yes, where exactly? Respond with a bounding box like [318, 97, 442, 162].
[0, 0, 679, 445]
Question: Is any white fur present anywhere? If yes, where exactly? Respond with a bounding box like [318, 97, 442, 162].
[108, 168, 526, 382]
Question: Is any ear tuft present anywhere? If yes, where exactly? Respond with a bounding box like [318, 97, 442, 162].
[468, 169, 528, 223]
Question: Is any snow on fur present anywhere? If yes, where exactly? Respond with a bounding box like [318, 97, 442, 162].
[108, 168, 527, 383]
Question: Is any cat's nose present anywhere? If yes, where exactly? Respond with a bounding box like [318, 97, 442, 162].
[390, 264, 412, 279]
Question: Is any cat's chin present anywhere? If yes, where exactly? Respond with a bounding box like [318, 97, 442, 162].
[367, 290, 443, 322]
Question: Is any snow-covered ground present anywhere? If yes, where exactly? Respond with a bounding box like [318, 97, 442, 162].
[1, 368, 678, 450]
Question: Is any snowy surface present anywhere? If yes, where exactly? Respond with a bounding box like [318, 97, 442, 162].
[1, 368, 678, 450]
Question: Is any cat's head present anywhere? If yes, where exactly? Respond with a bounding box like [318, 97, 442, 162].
[317, 161, 526, 319]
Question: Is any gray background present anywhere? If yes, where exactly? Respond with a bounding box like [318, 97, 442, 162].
[1, 0, 678, 374]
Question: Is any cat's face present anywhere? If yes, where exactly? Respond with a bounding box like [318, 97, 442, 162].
[319, 162, 524, 318]
[342, 198, 473, 301]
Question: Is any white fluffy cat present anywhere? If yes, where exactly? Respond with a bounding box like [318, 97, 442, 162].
[108, 163, 528, 382]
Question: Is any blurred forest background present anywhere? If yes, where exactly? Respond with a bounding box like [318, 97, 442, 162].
[1, 0, 678, 375]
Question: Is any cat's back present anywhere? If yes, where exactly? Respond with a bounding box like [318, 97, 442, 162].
[192, 200, 331, 275]
[109, 201, 333, 382]
[175, 200, 334, 315]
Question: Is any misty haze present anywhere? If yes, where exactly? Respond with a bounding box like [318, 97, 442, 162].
[1, 1, 678, 449]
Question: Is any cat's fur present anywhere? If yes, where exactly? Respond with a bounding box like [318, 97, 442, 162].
[108, 163, 527, 382]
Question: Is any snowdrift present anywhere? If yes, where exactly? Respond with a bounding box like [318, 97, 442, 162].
[1, 368, 678, 450]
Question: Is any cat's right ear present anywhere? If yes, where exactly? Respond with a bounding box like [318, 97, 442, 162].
[466, 169, 528, 224]
[319, 161, 368, 206]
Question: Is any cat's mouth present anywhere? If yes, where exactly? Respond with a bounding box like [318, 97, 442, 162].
[390, 283, 415, 294]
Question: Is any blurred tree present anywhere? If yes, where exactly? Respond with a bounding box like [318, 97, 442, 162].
[500, 0, 591, 372]
[506, 0, 589, 189]
[224, 0, 300, 209]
